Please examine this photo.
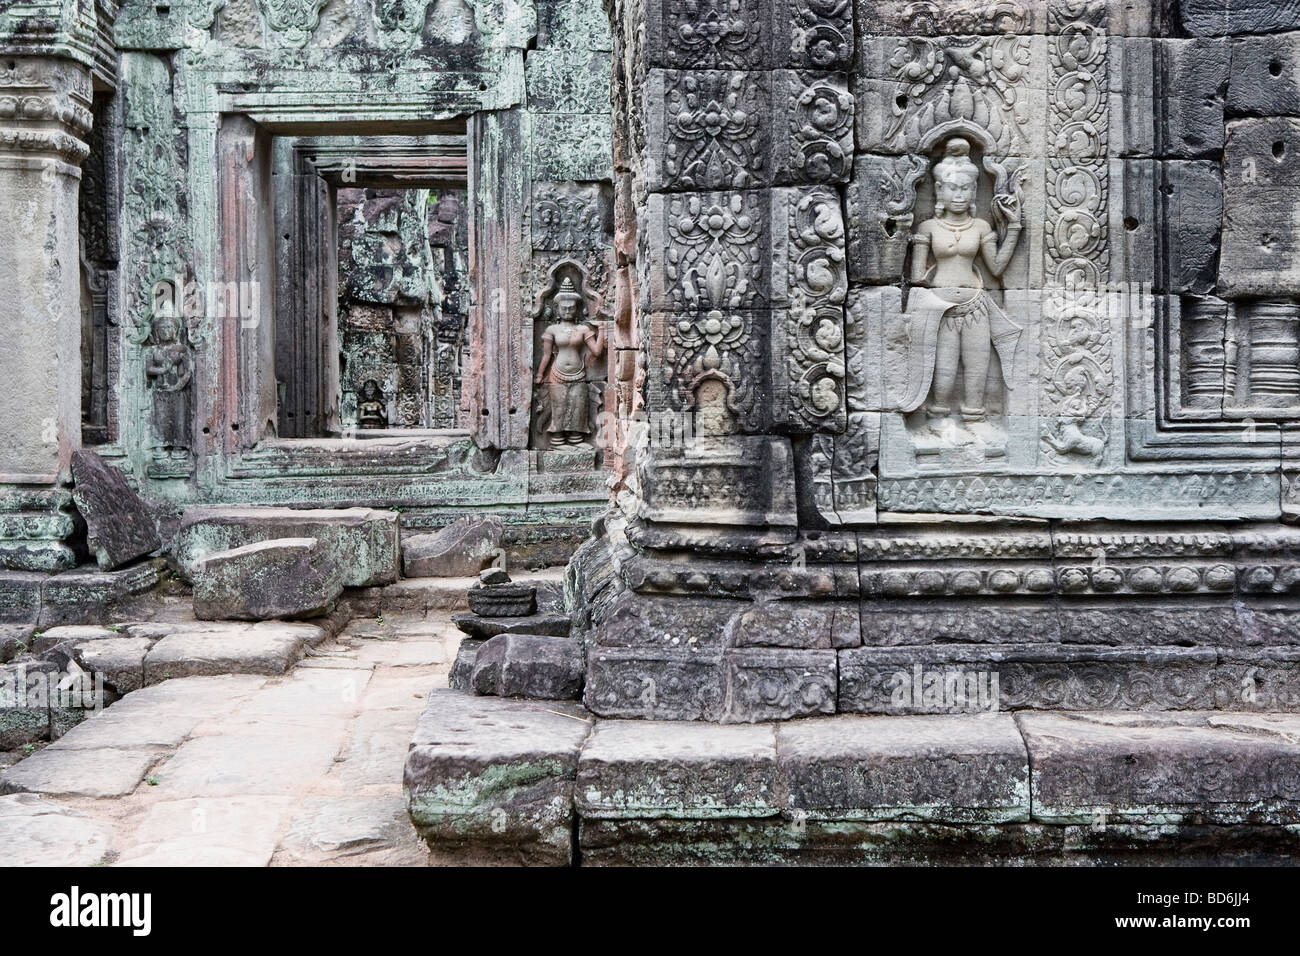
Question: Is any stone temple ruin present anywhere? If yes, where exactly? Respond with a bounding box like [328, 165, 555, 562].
[6, 0, 1300, 866]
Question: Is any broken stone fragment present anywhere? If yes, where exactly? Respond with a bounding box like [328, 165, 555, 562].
[192, 538, 343, 621]
[171, 507, 400, 587]
[467, 583, 536, 617]
[401, 516, 504, 578]
[448, 638, 485, 691]
[452, 611, 570, 639]
[69, 451, 161, 571]
[478, 566, 510, 586]
[470, 633, 584, 700]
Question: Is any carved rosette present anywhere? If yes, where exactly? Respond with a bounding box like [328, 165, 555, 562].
[661, 70, 767, 191]
[1040, 0, 1111, 466]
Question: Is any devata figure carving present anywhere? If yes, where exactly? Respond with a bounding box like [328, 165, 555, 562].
[143, 313, 193, 452]
[897, 138, 1023, 454]
[535, 277, 606, 447]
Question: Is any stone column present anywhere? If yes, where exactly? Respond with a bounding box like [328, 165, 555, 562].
[616, 0, 853, 549]
[0, 56, 92, 570]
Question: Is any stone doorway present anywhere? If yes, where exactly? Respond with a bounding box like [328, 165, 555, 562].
[271, 134, 470, 440]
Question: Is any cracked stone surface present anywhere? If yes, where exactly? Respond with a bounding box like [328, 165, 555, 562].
[0, 608, 465, 866]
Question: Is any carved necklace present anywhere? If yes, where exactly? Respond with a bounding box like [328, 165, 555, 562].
[936, 216, 974, 252]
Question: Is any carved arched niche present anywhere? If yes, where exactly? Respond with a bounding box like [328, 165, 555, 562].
[879, 121, 1038, 472]
[529, 259, 610, 454]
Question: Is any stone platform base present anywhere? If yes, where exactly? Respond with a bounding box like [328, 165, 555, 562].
[404, 690, 1300, 865]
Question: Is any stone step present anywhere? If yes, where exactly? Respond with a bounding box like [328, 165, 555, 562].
[404, 692, 1300, 865]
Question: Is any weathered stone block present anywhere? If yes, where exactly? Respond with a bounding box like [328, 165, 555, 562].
[142, 623, 317, 684]
[466, 582, 536, 617]
[1220, 118, 1300, 295]
[0, 747, 158, 798]
[728, 600, 859, 649]
[837, 644, 1267, 714]
[846, 154, 922, 284]
[1229, 34, 1300, 116]
[73, 637, 152, 695]
[172, 507, 400, 588]
[0, 573, 41, 625]
[526, 49, 611, 113]
[579, 817, 1064, 866]
[31, 625, 119, 654]
[576, 720, 779, 818]
[404, 690, 591, 865]
[70, 450, 161, 571]
[641, 190, 772, 312]
[470, 633, 584, 700]
[1179, 0, 1300, 37]
[193, 538, 343, 621]
[402, 516, 503, 578]
[453, 611, 571, 639]
[448, 638, 485, 691]
[585, 646, 725, 720]
[776, 714, 1030, 822]
[1161, 160, 1222, 295]
[1156, 39, 1228, 158]
[1019, 711, 1300, 824]
[723, 648, 837, 722]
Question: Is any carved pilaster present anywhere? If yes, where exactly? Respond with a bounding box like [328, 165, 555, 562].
[0, 55, 92, 569]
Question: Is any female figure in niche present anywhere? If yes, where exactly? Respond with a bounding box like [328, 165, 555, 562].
[144, 313, 193, 451]
[535, 276, 605, 446]
[896, 137, 1023, 449]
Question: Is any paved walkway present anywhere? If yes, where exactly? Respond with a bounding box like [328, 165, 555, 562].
[0, 608, 464, 866]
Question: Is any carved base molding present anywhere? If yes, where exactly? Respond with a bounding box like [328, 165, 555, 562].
[573, 520, 1300, 721]
[0, 487, 78, 572]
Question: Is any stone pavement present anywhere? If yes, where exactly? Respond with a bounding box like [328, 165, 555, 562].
[0, 603, 467, 866]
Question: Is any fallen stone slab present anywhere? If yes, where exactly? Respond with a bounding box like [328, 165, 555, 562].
[143, 623, 317, 684]
[70, 450, 162, 571]
[404, 689, 592, 865]
[0, 793, 111, 865]
[577, 721, 779, 819]
[453, 611, 571, 639]
[0, 746, 158, 798]
[1018, 711, 1300, 825]
[402, 516, 504, 577]
[471, 633, 583, 700]
[193, 538, 343, 621]
[171, 506, 400, 587]
[448, 638, 484, 691]
[776, 714, 1030, 824]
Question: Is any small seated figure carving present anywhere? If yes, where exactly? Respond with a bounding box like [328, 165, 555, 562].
[357, 379, 388, 430]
